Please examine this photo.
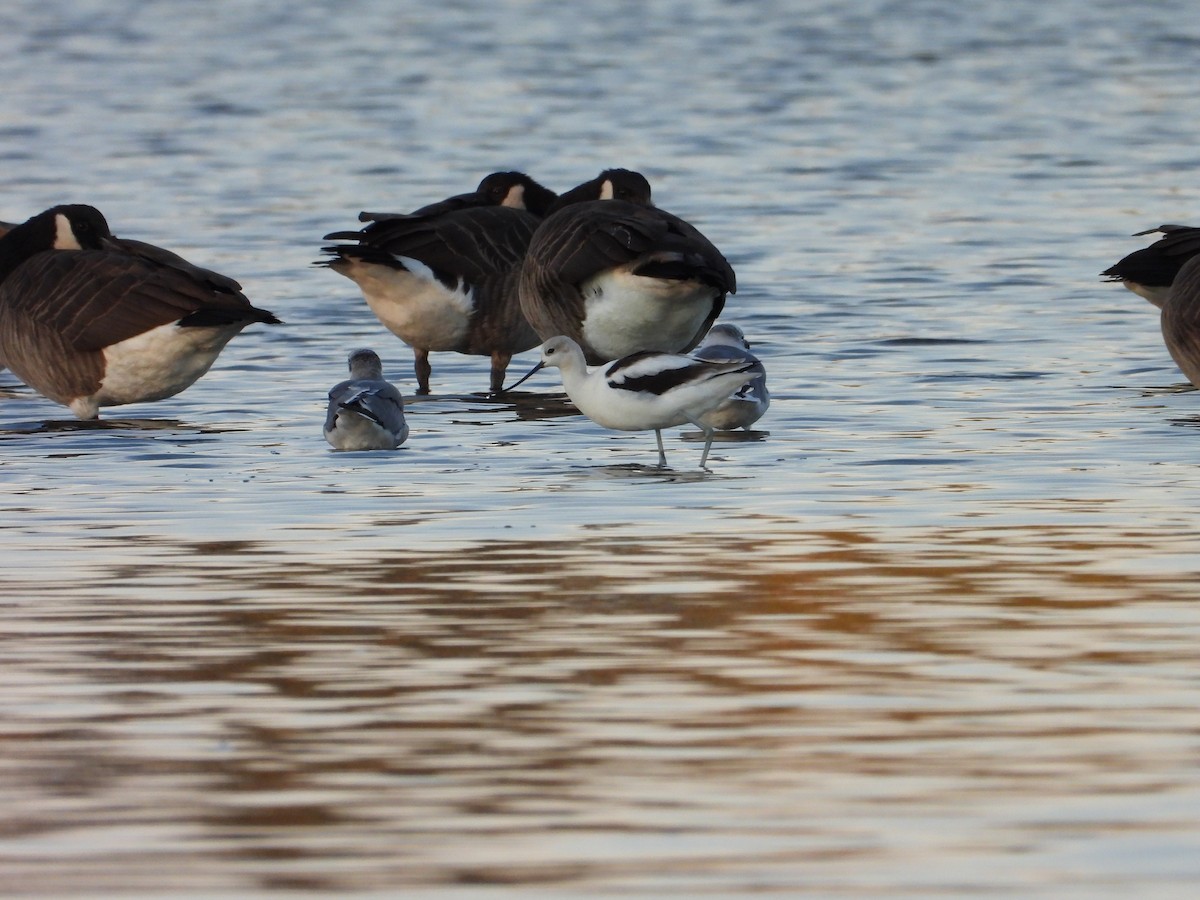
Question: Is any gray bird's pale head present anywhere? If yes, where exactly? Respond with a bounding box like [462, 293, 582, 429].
[347, 348, 385, 379]
[701, 323, 750, 350]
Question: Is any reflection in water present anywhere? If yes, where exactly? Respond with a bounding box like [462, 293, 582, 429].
[4, 417, 207, 434]
[1, 528, 1197, 894]
[3, 0, 1200, 894]
[483, 389, 581, 423]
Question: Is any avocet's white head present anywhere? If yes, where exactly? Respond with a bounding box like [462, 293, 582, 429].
[500, 336, 585, 392]
[536, 335, 585, 371]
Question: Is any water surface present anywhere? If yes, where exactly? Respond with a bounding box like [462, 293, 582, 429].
[2, 0, 1200, 895]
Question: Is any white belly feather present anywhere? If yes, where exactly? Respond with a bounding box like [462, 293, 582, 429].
[93, 321, 242, 407]
[580, 268, 717, 360]
[338, 256, 474, 350]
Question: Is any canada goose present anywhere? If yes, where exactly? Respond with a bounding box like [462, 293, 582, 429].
[1156, 253, 1200, 388]
[518, 168, 735, 365]
[0, 221, 10, 370]
[0, 204, 279, 420]
[1102, 225, 1200, 309]
[540, 167, 652, 215]
[503, 334, 761, 469]
[319, 172, 557, 395]
[358, 170, 559, 223]
[323, 348, 409, 450]
[691, 323, 769, 431]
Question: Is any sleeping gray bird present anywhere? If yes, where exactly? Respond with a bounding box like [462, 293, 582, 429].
[692, 323, 769, 431]
[323, 348, 409, 450]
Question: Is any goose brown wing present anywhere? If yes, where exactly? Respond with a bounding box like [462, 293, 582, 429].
[0, 304, 104, 404]
[1103, 226, 1200, 285]
[526, 201, 736, 292]
[461, 264, 538, 356]
[625, 207, 736, 293]
[0, 249, 271, 353]
[114, 237, 247, 295]
[325, 206, 539, 285]
[358, 188, 486, 222]
[1135, 225, 1200, 257]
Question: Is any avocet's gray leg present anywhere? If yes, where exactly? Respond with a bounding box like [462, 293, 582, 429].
[695, 422, 717, 469]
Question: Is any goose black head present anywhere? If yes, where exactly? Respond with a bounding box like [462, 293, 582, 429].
[0, 203, 113, 280]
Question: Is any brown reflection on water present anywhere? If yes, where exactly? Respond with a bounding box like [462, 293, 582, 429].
[1, 526, 1197, 894]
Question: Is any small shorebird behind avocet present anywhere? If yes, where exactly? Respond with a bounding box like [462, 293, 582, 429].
[691, 323, 769, 431]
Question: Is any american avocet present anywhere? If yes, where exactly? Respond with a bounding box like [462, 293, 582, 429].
[519, 168, 735, 365]
[692, 323, 770, 431]
[0, 204, 280, 420]
[504, 335, 762, 469]
[1102, 224, 1200, 309]
[319, 172, 557, 395]
[324, 348, 409, 450]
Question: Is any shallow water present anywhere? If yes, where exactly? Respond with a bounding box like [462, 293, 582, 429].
[2, 0, 1200, 895]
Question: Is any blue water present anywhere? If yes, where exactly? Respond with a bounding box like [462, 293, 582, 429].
[1, 0, 1199, 895]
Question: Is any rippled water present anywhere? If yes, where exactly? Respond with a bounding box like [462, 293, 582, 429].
[2, 0, 1200, 895]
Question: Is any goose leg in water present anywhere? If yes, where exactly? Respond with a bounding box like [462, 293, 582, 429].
[413, 347, 432, 395]
[490, 351, 511, 395]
